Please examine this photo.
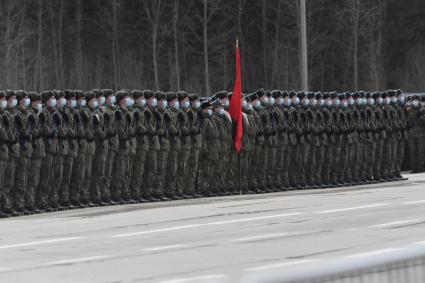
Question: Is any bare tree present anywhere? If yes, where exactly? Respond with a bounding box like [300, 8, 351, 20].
[145, 0, 164, 90]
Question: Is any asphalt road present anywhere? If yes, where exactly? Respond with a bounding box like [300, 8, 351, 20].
[1, 173, 425, 283]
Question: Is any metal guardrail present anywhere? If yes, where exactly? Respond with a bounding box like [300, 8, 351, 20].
[243, 244, 425, 283]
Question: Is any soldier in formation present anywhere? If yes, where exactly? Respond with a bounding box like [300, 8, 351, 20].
[0, 89, 407, 217]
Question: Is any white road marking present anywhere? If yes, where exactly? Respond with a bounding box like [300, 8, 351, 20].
[158, 274, 227, 283]
[110, 213, 303, 238]
[369, 219, 419, 228]
[231, 233, 286, 243]
[141, 245, 188, 252]
[207, 213, 304, 225]
[243, 259, 319, 272]
[110, 224, 204, 238]
[315, 203, 390, 214]
[346, 248, 403, 258]
[0, 237, 86, 250]
[45, 255, 111, 266]
[403, 200, 425, 205]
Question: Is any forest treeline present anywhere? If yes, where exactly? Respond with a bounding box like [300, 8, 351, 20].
[0, 0, 423, 94]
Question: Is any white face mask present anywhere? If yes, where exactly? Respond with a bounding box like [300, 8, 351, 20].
[398, 96, 405, 103]
[173, 101, 180, 109]
[0, 100, 7, 109]
[138, 98, 146, 107]
[269, 97, 275, 106]
[284, 98, 291, 106]
[412, 100, 419, 107]
[310, 99, 317, 106]
[35, 103, 43, 111]
[192, 101, 201, 109]
[242, 100, 248, 109]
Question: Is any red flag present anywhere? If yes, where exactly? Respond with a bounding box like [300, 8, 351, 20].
[228, 40, 243, 153]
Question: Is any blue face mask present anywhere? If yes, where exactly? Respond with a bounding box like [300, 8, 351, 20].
[242, 100, 248, 109]
[91, 100, 98, 109]
[182, 101, 190, 109]
[151, 98, 158, 108]
[341, 101, 348, 108]
[368, 99, 374, 105]
[348, 99, 354, 106]
[303, 99, 310, 107]
[398, 96, 405, 103]
[50, 98, 57, 108]
[79, 99, 86, 107]
[319, 99, 325, 106]
[254, 100, 262, 109]
[160, 101, 168, 109]
[222, 100, 229, 107]
[334, 99, 340, 106]
[99, 97, 106, 105]
[248, 104, 253, 111]
[293, 97, 300, 105]
[69, 99, 76, 108]
[173, 101, 180, 109]
[110, 96, 116, 105]
[269, 97, 275, 106]
[24, 98, 31, 107]
[128, 98, 135, 107]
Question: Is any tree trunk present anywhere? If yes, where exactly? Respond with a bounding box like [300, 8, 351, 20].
[353, 0, 360, 91]
[58, 0, 64, 88]
[153, 23, 159, 90]
[76, 0, 83, 89]
[112, 0, 119, 89]
[262, 0, 268, 86]
[271, 0, 282, 88]
[173, 0, 180, 90]
[37, 0, 43, 91]
[203, 0, 210, 95]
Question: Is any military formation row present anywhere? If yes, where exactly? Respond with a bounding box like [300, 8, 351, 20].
[0, 88, 406, 217]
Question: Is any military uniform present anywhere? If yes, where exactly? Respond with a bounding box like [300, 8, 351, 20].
[36, 91, 57, 211]
[0, 92, 11, 217]
[142, 90, 160, 201]
[11, 92, 33, 213]
[185, 94, 202, 196]
[110, 91, 131, 203]
[69, 91, 87, 206]
[164, 92, 181, 199]
[198, 100, 220, 196]
[89, 90, 109, 205]
[129, 90, 149, 202]
[59, 91, 79, 208]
